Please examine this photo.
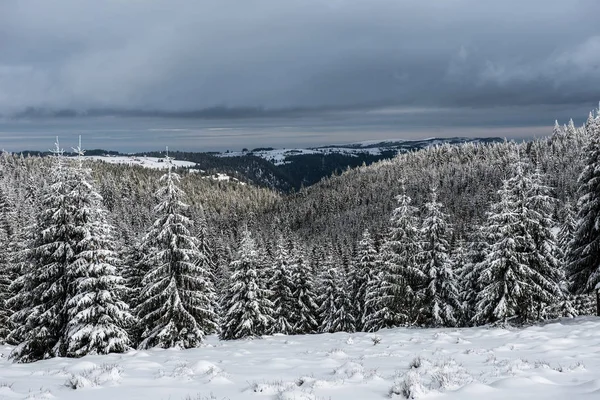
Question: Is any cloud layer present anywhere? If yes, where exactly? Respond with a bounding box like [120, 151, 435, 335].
[1, 0, 599, 114]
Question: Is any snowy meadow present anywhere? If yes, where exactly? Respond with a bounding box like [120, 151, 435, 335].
[0, 317, 598, 400]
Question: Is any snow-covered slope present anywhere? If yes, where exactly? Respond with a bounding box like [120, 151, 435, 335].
[219, 147, 384, 166]
[203, 172, 246, 185]
[217, 137, 502, 166]
[0, 317, 598, 399]
[82, 155, 196, 169]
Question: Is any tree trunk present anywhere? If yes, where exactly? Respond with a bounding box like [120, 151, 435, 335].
[596, 290, 600, 317]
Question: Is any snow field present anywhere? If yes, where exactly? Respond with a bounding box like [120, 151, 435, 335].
[0, 317, 599, 399]
[82, 155, 197, 169]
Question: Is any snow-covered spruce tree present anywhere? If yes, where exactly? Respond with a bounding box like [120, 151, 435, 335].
[7, 140, 76, 362]
[196, 206, 219, 293]
[417, 186, 460, 327]
[220, 229, 274, 340]
[318, 259, 338, 333]
[256, 236, 276, 334]
[4, 189, 37, 346]
[351, 229, 378, 331]
[290, 242, 319, 334]
[0, 218, 11, 342]
[568, 110, 600, 315]
[473, 179, 529, 325]
[362, 254, 392, 332]
[331, 277, 355, 333]
[0, 185, 17, 342]
[194, 205, 221, 332]
[474, 163, 561, 325]
[60, 143, 134, 357]
[136, 153, 218, 349]
[558, 200, 576, 264]
[268, 235, 295, 334]
[318, 256, 356, 333]
[458, 228, 488, 325]
[120, 238, 148, 344]
[363, 184, 423, 331]
[526, 164, 566, 319]
[549, 200, 579, 318]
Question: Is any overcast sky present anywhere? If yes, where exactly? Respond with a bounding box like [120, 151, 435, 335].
[0, 0, 599, 153]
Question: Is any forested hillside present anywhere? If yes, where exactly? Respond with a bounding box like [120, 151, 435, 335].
[0, 110, 598, 363]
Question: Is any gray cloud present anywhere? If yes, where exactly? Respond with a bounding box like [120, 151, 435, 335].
[1, 0, 599, 115]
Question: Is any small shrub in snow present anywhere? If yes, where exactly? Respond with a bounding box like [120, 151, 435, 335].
[64, 364, 123, 389]
[248, 380, 297, 395]
[568, 361, 586, 371]
[429, 359, 473, 390]
[171, 362, 195, 378]
[408, 356, 424, 369]
[553, 365, 564, 373]
[391, 357, 473, 398]
[371, 336, 382, 345]
[65, 373, 95, 390]
[389, 369, 425, 399]
[333, 361, 365, 380]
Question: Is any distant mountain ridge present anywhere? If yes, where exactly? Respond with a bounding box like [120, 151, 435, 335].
[18, 136, 506, 192]
[140, 136, 506, 191]
[218, 137, 504, 166]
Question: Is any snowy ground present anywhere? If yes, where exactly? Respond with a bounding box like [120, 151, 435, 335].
[203, 173, 245, 184]
[82, 155, 197, 169]
[0, 317, 599, 400]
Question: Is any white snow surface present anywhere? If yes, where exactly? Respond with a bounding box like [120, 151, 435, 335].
[81, 155, 196, 169]
[1, 317, 599, 399]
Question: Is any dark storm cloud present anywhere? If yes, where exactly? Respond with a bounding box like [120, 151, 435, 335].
[1, 0, 599, 114]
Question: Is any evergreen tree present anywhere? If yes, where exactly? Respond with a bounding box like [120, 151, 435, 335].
[549, 200, 579, 318]
[351, 229, 378, 331]
[525, 164, 562, 318]
[120, 238, 148, 344]
[567, 110, 600, 314]
[363, 184, 423, 331]
[318, 257, 355, 333]
[61, 143, 134, 356]
[196, 206, 218, 293]
[0, 218, 11, 342]
[7, 140, 76, 362]
[220, 229, 274, 340]
[473, 180, 531, 325]
[268, 235, 295, 334]
[256, 235, 276, 334]
[0, 185, 17, 342]
[290, 242, 319, 334]
[474, 164, 561, 325]
[4, 189, 37, 346]
[136, 153, 217, 349]
[558, 200, 577, 263]
[458, 229, 488, 325]
[417, 186, 460, 327]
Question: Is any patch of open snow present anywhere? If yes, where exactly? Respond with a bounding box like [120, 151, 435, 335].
[0, 317, 599, 399]
[82, 155, 196, 170]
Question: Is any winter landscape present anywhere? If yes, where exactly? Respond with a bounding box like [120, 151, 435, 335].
[2, 1, 600, 400]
